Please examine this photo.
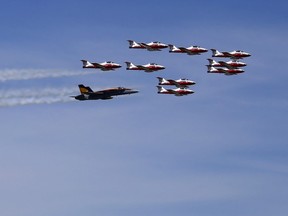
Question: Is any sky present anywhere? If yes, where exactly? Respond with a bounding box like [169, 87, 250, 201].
[0, 0, 288, 215]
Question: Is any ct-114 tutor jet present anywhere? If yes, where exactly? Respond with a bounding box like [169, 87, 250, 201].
[211, 49, 251, 59]
[127, 40, 168, 51]
[207, 66, 244, 75]
[157, 86, 194, 96]
[168, 44, 208, 55]
[81, 60, 122, 71]
[157, 77, 196, 88]
[125, 62, 165, 72]
[72, 84, 138, 100]
[207, 59, 247, 68]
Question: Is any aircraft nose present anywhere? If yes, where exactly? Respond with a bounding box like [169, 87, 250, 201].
[127, 89, 139, 94]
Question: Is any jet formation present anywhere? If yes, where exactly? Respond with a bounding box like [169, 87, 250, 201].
[74, 40, 251, 101]
[207, 49, 251, 75]
[157, 77, 196, 96]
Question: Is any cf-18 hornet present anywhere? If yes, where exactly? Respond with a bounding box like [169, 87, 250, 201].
[169, 44, 208, 55]
[81, 60, 122, 71]
[157, 77, 196, 88]
[157, 86, 194, 96]
[128, 40, 168, 51]
[125, 62, 165, 72]
[207, 66, 244, 75]
[72, 84, 138, 100]
[211, 49, 251, 59]
[207, 59, 247, 68]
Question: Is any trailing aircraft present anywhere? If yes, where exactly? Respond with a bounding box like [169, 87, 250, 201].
[157, 86, 194, 96]
[211, 49, 251, 59]
[72, 84, 138, 100]
[207, 59, 247, 68]
[168, 44, 208, 55]
[206, 65, 245, 75]
[81, 60, 122, 71]
[125, 62, 165, 72]
[128, 40, 168, 51]
[157, 77, 196, 88]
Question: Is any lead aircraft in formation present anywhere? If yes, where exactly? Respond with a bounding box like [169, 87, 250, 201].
[211, 49, 251, 59]
[75, 40, 251, 101]
[207, 49, 250, 75]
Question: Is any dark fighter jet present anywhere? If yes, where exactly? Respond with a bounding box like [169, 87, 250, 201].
[72, 84, 139, 100]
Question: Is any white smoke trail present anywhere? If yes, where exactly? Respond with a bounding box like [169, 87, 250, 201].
[0, 69, 95, 82]
[0, 87, 77, 107]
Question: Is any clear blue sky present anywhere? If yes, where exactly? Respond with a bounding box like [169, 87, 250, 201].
[0, 1, 288, 216]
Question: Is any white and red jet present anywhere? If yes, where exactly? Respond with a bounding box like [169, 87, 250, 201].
[207, 65, 244, 75]
[157, 86, 194, 96]
[81, 60, 122, 71]
[128, 40, 168, 51]
[211, 49, 251, 59]
[125, 62, 165, 72]
[157, 77, 196, 88]
[207, 59, 247, 68]
[169, 44, 208, 55]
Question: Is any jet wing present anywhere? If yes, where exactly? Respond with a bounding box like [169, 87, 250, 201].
[222, 52, 242, 59]
[100, 96, 113, 100]
[90, 63, 114, 71]
[91, 62, 104, 68]
[224, 72, 237, 76]
[136, 65, 147, 70]
[167, 79, 188, 88]
[219, 62, 237, 69]
[167, 89, 175, 92]
[172, 91, 185, 96]
[136, 65, 154, 71]
[140, 43, 161, 51]
[167, 89, 180, 95]
[178, 47, 199, 55]
[89, 91, 114, 100]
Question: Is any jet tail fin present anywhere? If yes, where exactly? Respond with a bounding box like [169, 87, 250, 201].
[156, 86, 167, 93]
[127, 40, 134, 46]
[127, 40, 141, 48]
[157, 76, 164, 82]
[125, 61, 136, 69]
[168, 44, 178, 52]
[81, 60, 94, 68]
[156, 77, 168, 85]
[207, 58, 217, 65]
[211, 49, 222, 56]
[78, 84, 93, 94]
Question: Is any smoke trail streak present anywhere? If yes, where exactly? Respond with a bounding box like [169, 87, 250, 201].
[0, 69, 95, 82]
[0, 87, 77, 107]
